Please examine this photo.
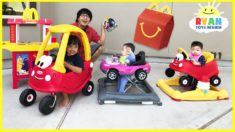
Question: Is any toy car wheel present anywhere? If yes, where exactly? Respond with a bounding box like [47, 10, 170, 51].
[82, 81, 94, 96]
[19, 89, 37, 106]
[135, 69, 147, 81]
[39, 95, 56, 115]
[210, 76, 221, 86]
[179, 76, 192, 87]
[165, 68, 175, 77]
[107, 69, 119, 81]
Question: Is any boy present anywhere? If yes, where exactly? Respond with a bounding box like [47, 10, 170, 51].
[117, 43, 136, 93]
[61, 35, 84, 107]
[189, 41, 206, 66]
[72, 8, 106, 62]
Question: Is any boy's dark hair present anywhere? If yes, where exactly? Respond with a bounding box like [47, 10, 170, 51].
[68, 35, 81, 48]
[124, 42, 135, 52]
[191, 41, 203, 49]
[76, 8, 92, 22]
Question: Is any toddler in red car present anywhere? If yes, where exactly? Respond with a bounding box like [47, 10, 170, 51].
[189, 41, 206, 66]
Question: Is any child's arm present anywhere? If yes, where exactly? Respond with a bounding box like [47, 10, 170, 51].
[192, 56, 206, 66]
[198, 55, 206, 66]
[64, 62, 83, 74]
[96, 24, 106, 46]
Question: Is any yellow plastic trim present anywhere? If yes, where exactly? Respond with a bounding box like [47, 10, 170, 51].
[35, 31, 52, 64]
[2, 42, 59, 52]
[51, 32, 70, 73]
[156, 77, 229, 101]
[203, 52, 214, 63]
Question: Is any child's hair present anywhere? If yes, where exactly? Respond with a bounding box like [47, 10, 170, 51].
[123, 43, 135, 52]
[191, 41, 203, 49]
[76, 8, 93, 22]
[68, 35, 81, 48]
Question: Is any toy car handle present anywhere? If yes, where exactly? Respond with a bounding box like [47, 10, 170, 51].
[177, 48, 189, 59]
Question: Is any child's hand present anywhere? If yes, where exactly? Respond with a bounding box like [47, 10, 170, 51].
[192, 61, 200, 65]
[64, 61, 69, 68]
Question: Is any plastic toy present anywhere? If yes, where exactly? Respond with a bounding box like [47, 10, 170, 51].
[98, 51, 161, 105]
[103, 17, 118, 32]
[19, 24, 94, 115]
[100, 51, 151, 81]
[157, 48, 229, 101]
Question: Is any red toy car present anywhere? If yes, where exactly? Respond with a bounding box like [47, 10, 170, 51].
[165, 48, 221, 87]
[19, 25, 94, 115]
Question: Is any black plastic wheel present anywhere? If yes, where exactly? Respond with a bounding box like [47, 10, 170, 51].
[39, 95, 56, 115]
[82, 81, 94, 96]
[135, 69, 147, 81]
[165, 68, 175, 77]
[210, 76, 221, 87]
[107, 69, 119, 81]
[19, 89, 37, 106]
[179, 76, 192, 87]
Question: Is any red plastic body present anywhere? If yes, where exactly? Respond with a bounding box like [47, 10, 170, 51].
[28, 61, 92, 94]
[169, 59, 219, 82]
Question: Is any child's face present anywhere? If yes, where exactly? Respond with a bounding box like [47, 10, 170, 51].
[121, 46, 128, 56]
[67, 44, 79, 56]
[77, 13, 91, 27]
[191, 46, 202, 56]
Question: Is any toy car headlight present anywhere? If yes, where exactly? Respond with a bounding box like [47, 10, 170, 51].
[179, 63, 183, 68]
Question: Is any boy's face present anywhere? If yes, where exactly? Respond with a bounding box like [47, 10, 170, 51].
[67, 44, 79, 56]
[191, 46, 202, 56]
[77, 13, 91, 27]
[121, 46, 128, 56]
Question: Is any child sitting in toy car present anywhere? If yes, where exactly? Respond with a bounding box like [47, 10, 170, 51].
[116, 43, 136, 93]
[62, 35, 84, 106]
[189, 41, 206, 66]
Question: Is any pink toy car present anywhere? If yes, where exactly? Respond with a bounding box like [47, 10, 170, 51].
[100, 51, 151, 81]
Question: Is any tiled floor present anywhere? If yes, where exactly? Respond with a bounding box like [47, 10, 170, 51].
[2, 57, 232, 129]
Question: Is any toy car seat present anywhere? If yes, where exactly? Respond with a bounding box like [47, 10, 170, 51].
[203, 52, 214, 63]
[130, 51, 146, 66]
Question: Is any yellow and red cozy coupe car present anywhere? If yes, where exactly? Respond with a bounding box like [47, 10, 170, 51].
[19, 24, 94, 115]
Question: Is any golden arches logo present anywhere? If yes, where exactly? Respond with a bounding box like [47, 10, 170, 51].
[22, 8, 39, 21]
[140, 22, 162, 38]
[148, 3, 172, 15]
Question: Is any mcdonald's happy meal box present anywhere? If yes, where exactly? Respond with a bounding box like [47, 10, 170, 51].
[134, 3, 174, 50]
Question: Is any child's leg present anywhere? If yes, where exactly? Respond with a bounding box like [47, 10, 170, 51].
[117, 76, 129, 94]
[61, 93, 70, 107]
[91, 46, 102, 62]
